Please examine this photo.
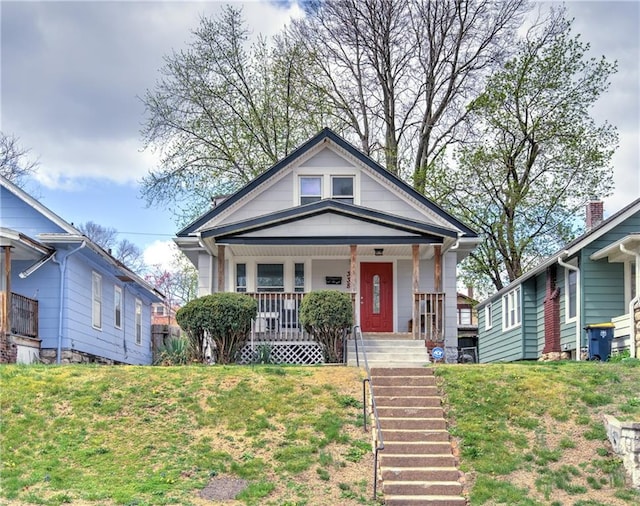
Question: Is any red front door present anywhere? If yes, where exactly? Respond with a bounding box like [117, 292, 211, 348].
[360, 262, 393, 332]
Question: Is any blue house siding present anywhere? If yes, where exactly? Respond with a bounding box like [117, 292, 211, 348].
[62, 254, 154, 365]
[0, 187, 67, 235]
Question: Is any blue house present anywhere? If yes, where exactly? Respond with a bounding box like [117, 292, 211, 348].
[477, 199, 640, 363]
[0, 176, 163, 365]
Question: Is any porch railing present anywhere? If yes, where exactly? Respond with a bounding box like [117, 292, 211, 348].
[245, 292, 309, 341]
[0, 292, 39, 338]
[413, 292, 445, 342]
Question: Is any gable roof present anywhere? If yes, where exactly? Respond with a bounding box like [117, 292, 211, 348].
[177, 128, 477, 238]
[0, 176, 163, 302]
[202, 199, 459, 243]
[478, 197, 640, 307]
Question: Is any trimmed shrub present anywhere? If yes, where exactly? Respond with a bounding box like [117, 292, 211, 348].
[176, 293, 257, 364]
[299, 290, 353, 363]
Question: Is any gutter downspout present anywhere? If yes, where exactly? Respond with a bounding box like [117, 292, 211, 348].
[620, 243, 639, 359]
[51, 242, 86, 364]
[558, 251, 581, 361]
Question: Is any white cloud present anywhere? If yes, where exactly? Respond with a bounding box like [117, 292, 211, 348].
[143, 240, 178, 271]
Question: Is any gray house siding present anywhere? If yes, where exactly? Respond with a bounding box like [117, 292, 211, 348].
[535, 273, 546, 356]
[479, 297, 526, 363]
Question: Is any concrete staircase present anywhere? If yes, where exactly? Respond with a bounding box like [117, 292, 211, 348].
[371, 367, 466, 506]
[346, 334, 430, 367]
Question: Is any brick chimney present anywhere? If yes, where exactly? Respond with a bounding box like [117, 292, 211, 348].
[586, 200, 604, 230]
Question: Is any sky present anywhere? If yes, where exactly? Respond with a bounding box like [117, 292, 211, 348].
[1, 0, 639, 271]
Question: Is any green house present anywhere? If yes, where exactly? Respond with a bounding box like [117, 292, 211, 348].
[477, 199, 640, 363]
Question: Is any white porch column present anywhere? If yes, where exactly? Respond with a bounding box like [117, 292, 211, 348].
[412, 244, 420, 339]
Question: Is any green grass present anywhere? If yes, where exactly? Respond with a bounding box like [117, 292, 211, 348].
[3, 360, 640, 505]
[0, 364, 375, 505]
[436, 360, 640, 505]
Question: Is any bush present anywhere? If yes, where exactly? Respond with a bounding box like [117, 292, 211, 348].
[176, 293, 257, 364]
[299, 290, 353, 363]
[154, 337, 193, 365]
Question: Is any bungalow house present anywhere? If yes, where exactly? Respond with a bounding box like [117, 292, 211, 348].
[0, 176, 164, 365]
[174, 128, 480, 364]
[477, 199, 640, 363]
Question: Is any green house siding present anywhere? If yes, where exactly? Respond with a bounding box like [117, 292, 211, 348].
[535, 273, 546, 356]
[522, 278, 538, 359]
[479, 289, 526, 363]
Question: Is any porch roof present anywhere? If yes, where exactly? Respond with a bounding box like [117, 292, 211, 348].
[590, 233, 640, 262]
[201, 199, 459, 243]
[0, 228, 54, 261]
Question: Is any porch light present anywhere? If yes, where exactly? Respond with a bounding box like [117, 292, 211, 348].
[374, 248, 384, 256]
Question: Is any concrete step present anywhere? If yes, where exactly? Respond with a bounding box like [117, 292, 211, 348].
[383, 429, 450, 442]
[378, 417, 447, 431]
[377, 406, 444, 418]
[375, 385, 439, 397]
[376, 395, 441, 407]
[383, 495, 467, 506]
[383, 441, 453, 455]
[383, 480, 463, 496]
[381, 467, 461, 482]
[380, 454, 457, 468]
[371, 367, 434, 376]
[373, 375, 436, 387]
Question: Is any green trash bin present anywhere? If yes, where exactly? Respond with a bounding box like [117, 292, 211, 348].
[584, 323, 615, 361]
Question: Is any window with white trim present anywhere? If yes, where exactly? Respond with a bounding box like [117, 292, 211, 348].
[300, 176, 322, 205]
[135, 299, 142, 345]
[331, 176, 354, 204]
[566, 268, 577, 321]
[92, 272, 102, 329]
[294, 263, 305, 292]
[114, 286, 122, 329]
[485, 305, 493, 330]
[257, 264, 284, 292]
[236, 263, 247, 292]
[502, 286, 521, 330]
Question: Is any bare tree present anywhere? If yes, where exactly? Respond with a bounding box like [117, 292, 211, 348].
[0, 132, 38, 186]
[78, 221, 146, 273]
[140, 6, 333, 225]
[289, 0, 529, 188]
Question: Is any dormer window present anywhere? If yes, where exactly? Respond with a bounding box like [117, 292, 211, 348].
[331, 176, 354, 204]
[300, 176, 322, 205]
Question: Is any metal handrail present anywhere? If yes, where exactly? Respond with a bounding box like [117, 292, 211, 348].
[352, 325, 384, 500]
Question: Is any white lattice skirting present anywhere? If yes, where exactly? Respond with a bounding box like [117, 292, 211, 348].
[238, 341, 325, 365]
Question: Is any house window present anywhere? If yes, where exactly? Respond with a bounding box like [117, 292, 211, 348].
[294, 263, 305, 292]
[458, 307, 472, 325]
[114, 286, 122, 329]
[331, 176, 354, 204]
[485, 305, 493, 330]
[236, 263, 247, 292]
[502, 286, 521, 330]
[566, 268, 577, 321]
[135, 299, 142, 345]
[92, 272, 102, 329]
[300, 177, 322, 205]
[257, 264, 284, 292]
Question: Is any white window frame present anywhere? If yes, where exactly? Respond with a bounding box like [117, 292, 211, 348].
[485, 305, 493, 330]
[299, 176, 322, 205]
[294, 170, 359, 206]
[114, 286, 123, 329]
[502, 286, 521, 330]
[135, 299, 142, 345]
[330, 175, 354, 204]
[236, 263, 247, 293]
[92, 272, 102, 330]
[564, 263, 578, 323]
[257, 263, 285, 292]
